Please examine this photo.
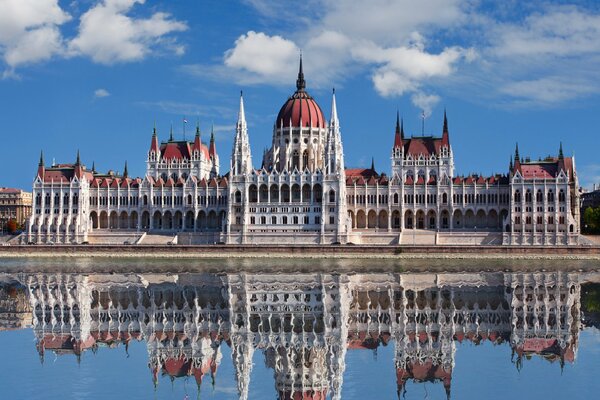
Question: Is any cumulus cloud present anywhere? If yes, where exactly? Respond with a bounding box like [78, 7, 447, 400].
[224, 31, 299, 84]
[213, 0, 473, 111]
[410, 92, 441, 117]
[94, 88, 110, 98]
[68, 0, 188, 64]
[0, 0, 70, 74]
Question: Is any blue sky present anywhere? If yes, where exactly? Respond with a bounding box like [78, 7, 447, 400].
[2, 0, 600, 190]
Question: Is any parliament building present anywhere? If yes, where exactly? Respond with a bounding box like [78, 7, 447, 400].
[26, 58, 581, 246]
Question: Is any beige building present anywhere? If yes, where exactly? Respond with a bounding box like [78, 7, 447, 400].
[0, 187, 32, 232]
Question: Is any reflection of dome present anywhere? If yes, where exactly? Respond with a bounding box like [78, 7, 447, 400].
[275, 56, 326, 129]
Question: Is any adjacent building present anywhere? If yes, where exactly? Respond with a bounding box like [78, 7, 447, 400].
[0, 187, 32, 232]
[26, 58, 581, 245]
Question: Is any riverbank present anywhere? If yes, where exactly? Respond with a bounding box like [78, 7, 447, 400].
[3, 244, 600, 260]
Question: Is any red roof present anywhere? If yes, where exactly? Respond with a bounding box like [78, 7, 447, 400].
[345, 168, 378, 178]
[403, 137, 442, 158]
[276, 90, 325, 129]
[0, 188, 23, 194]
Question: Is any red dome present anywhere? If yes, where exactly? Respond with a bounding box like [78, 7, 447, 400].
[275, 56, 326, 129]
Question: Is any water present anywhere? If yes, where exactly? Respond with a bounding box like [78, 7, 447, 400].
[0, 257, 599, 399]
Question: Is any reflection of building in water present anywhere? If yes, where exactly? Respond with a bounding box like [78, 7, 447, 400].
[0, 279, 32, 331]
[11, 271, 584, 398]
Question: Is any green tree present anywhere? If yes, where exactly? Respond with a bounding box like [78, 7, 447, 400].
[6, 219, 17, 234]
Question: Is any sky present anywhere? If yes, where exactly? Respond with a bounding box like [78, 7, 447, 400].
[1, 0, 600, 190]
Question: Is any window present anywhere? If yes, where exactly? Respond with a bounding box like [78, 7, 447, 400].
[329, 216, 335, 224]
[271, 216, 277, 224]
[514, 190, 521, 203]
[293, 216, 299, 224]
[559, 190, 565, 202]
[329, 189, 335, 203]
[315, 216, 320, 224]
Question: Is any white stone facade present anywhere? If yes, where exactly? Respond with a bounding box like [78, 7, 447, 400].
[26, 60, 580, 245]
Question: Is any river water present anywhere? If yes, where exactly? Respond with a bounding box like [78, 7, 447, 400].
[0, 257, 599, 399]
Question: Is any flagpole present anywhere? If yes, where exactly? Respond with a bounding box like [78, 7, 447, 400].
[183, 116, 186, 140]
[421, 110, 425, 136]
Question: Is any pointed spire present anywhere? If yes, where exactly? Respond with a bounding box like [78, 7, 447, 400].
[509, 155, 513, 171]
[209, 124, 216, 157]
[443, 108, 448, 133]
[123, 161, 128, 178]
[150, 123, 160, 153]
[514, 142, 520, 161]
[196, 119, 201, 137]
[75, 149, 81, 165]
[558, 142, 564, 159]
[238, 91, 246, 127]
[91, 161, 96, 173]
[296, 53, 306, 91]
[371, 157, 375, 172]
[330, 87, 338, 127]
[169, 123, 173, 141]
[39, 150, 44, 166]
[394, 111, 403, 148]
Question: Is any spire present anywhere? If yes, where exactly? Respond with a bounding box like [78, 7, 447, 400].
[238, 91, 246, 127]
[509, 155, 513, 171]
[330, 88, 338, 127]
[38, 150, 44, 166]
[514, 142, 520, 161]
[169, 123, 173, 141]
[196, 120, 201, 138]
[75, 149, 81, 165]
[123, 161, 128, 178]
[443, 109, 448, 133]
[209, 124, 216, 157]
[296, 53, 306, 91]
[558, 142, 564, 160]
[91, 161, 96, 173]
[441, 109, 450, 147]
[150, 124, 160, 153]
[371, 157, 375, 172]
[394, 111, 403, 148]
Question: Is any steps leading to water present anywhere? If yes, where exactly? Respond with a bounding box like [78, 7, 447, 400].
[138, 233, 176, 245]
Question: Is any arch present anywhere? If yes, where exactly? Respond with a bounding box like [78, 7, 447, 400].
[356, 210, 367, 229]
[129, 211, 138, 229]
[514, 190, 521, 203]
[292, 150, 300, 170]
[453, 210, 463, 229]
[404, 210, 414, 229]
[185, 211, 194, 230]
[559, 189, 566, 202]
[270, 184, 279, 203]
[143, 194, 148, 206]
[525, 189, 532, 203]
[487, 209, 499, 229]
[348, 210, 355, 229]
[547, 189, 554, 202]
[141, 211, 150, 230]
[415, 210, 425, 229]
[536, 189, 543, 203]
[174, 210, 183, 230]
[427, 210, 436, 229]
[464, 209, 475, 229]
[219, 211, 226, 229]
[302, 150, 309, 170]
[281, 184, 290, 202]
[119, 211, 128, 229]
[248, 184, 258, 203]
[291, 184, 301, 202]
[187, 194, 193, 206]
[235, 190, 242, 203]
[313, 184, 322, 203]
[152, 211, 162, 229]
[475, 210, 486, 229]
[90, 211, 98, 229]
[109, 211, 118, 229]
[162, 211, 173, 230]
[208, 210, 217, 229]
[392, 210, 401, 229]
[259, 184, 269, 203]
[367, 210, 377, 228]
[440, 210, 450, 229]
[378, 210, 388, 229]
[197, 211, 207, 230]
[393, 193, 399, 204]
[302, 184, 311, 203]
[329, 189, 336, 203]
[442, 193, 448, 204]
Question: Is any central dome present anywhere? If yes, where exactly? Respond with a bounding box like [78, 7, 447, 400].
[275, 57, 326, 129]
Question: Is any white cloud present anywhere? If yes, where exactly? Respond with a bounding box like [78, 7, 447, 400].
[94, 88, 110, 98]
[214, 0, 472, 111]
[68, 0, 187, 64]
[0, 0, 70, 73]
[410, 92, 441, 117]
[223, 31, 299, 84]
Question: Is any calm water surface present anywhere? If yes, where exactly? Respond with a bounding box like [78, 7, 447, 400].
[0, 257, 599, 399]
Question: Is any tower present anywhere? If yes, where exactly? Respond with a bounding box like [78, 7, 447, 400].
[231, 92, 253, 176]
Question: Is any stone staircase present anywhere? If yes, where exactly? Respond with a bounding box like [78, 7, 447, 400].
[138, 233, 176, 245]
